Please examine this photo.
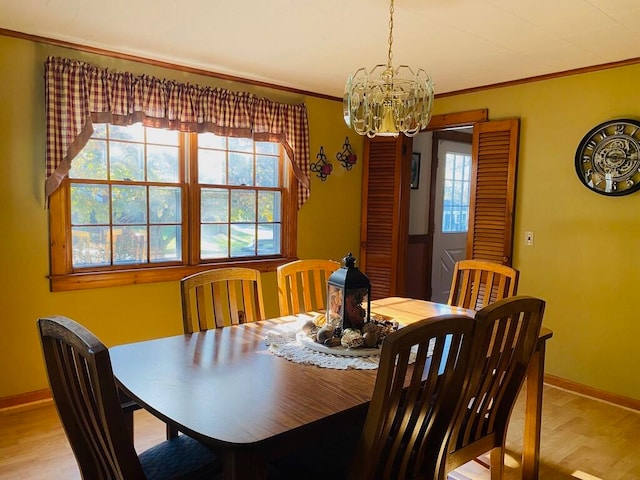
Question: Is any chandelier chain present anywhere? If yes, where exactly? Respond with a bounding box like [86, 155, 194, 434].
[387, 0, 394, 68]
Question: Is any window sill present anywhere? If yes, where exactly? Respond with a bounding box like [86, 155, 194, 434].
[49, 258, 297, 292]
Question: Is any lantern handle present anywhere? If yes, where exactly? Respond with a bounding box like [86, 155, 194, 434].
[343, 252, 356, 268]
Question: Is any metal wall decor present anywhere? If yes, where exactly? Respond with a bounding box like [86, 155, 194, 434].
[311, 146, 333, 181]
[336, 137, 357, 170]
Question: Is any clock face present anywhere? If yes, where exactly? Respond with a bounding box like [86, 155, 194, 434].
[575, 119, 640, 196]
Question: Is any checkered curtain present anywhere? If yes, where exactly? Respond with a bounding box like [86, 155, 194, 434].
[44, 57, 311, 207]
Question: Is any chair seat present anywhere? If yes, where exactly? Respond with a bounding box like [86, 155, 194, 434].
[140, 434, 221, 480]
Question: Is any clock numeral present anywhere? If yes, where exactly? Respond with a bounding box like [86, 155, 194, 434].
[587, 139, 597, 149]
[615, 124, 625, 135]
[582, 155, 591, 163]
[599, 129, 608, 140]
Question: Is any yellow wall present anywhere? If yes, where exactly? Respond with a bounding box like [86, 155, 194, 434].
[2, 33, 639, 402]
[0, 35, 363, 398]
[434, 65, 640, 400]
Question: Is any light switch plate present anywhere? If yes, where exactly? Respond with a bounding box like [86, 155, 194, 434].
[525, 231, 534, 246]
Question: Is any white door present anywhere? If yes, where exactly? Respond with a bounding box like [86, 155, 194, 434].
[430, 139, 472, 303]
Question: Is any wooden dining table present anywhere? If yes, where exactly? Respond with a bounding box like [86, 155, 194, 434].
[110, 296, 553, 480]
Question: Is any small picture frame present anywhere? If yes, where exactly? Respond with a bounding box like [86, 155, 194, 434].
[410, 152, 421, 189]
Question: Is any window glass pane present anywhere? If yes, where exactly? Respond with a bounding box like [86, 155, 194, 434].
[445, 153, 454, 178]
[463, 155, 472, 179]
[147, 145, 179, 182]
[256, 155, 278, 187]
[146, 128, 179, 146]
[110, 123, 144, 141]
[256, 141, 278, 155]
[443, 179, 453, 202]
[201, 224, 228, 259]
[150, 225, 181, 262]
[228, 152, 253, 186]
[149, 186, 181, 223]
[199, 132, 226, 149]
[110, 142, 144, 181]
[112, 185, 147, 224]
[230, 224, 256, 257]
[228, 137, 253, 153]
[199, 149, 226, 184]
[93, 123, 107, 139]
[72, 226, 110, 267]
[258, 191, 280, 222]
[70, 139, 107, 180]
[453, 154, 464, 180]
[70, 184, 109, 224]
[257, 224, 280, 255]
[231, 190, 256, 222]
[113, 226, 147, 264]
[201, 189, 228, 222]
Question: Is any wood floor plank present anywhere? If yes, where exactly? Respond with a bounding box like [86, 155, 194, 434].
[0, 385, 638, 479]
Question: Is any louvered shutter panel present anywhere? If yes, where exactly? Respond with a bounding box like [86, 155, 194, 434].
[467, 119, 519, 265]
[361, 136, 411, 300]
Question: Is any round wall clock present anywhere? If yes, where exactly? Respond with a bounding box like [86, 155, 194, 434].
[575, 118, 640, 196]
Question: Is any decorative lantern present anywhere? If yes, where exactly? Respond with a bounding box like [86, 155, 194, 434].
[326, 253, 371, 334]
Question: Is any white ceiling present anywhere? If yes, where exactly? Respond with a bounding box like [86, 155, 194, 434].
[2, 0, 640, 98]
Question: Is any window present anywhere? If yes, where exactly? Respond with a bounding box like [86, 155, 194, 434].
[442, 150, 471, 233]
[49, 124, 296, 291]
[197, 134, 282, 260]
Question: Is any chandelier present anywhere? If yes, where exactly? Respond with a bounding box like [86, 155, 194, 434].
[343, 0, 434, 138]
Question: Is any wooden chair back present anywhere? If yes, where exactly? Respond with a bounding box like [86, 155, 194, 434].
[181, 267, 266, 333]
[37, 316, 146, 479]
[350, 314, 476, 480]
[276, 259, 340, 315]
[443, 295, 546, 479]
[447, 259, 519, 310]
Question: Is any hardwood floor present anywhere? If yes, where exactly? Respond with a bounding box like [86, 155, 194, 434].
[0, 384, 638, 479]
[453, 385, 640, 480]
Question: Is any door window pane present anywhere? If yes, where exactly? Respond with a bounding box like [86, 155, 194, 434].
[442, 152, 472, 233]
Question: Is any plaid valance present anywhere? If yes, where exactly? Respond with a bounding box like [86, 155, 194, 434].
[44, 56, 311, 207]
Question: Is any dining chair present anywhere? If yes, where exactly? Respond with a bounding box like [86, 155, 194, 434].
[276, 259, 340, 315]
[37, 315, 221, 480]
[181, 267, 266, 333]
[442, 295, 546, 480]
[269, 313, 477, 480]
[447, 259, 519, 310]
[172, 267, 266, 438]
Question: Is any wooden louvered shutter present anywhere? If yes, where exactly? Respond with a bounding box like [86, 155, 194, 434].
[467, 119, 519, 265]
[360, 136, 412, 300]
